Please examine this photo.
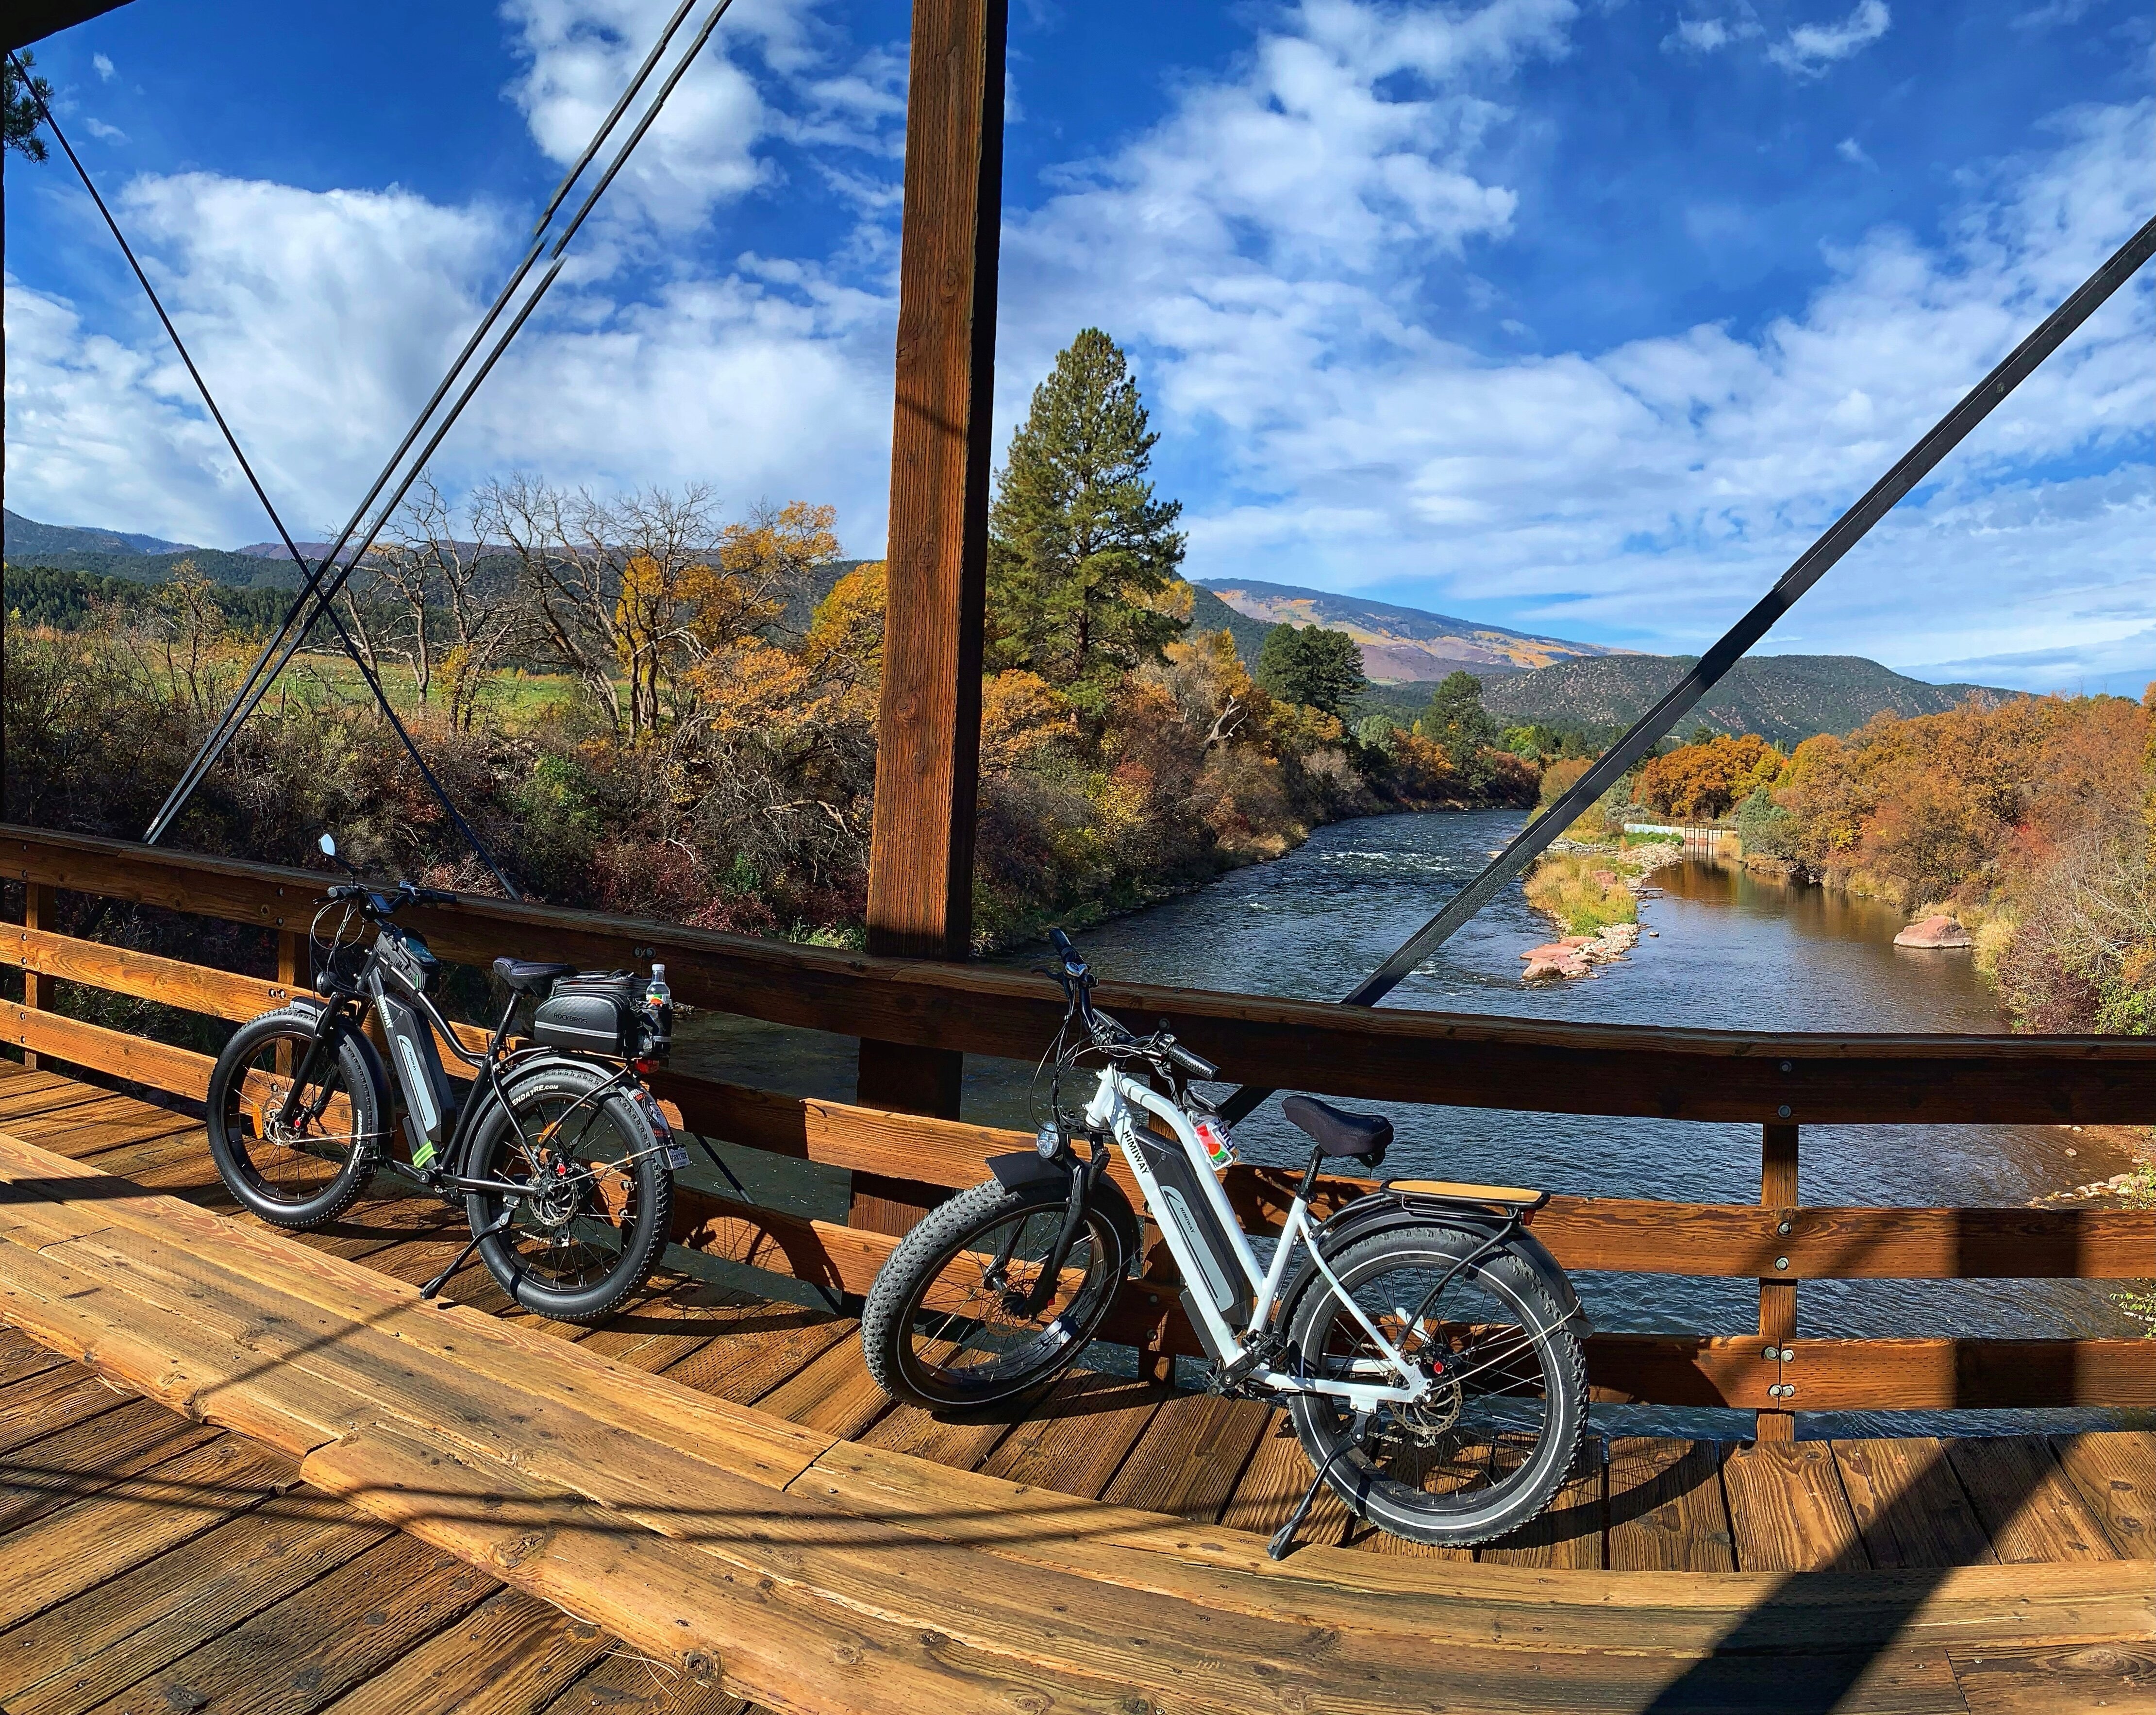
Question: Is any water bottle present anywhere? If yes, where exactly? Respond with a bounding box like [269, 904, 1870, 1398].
[643, 963, 673, 1056]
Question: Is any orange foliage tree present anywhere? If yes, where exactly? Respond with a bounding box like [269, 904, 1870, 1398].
[1637, 732, 1784, 821]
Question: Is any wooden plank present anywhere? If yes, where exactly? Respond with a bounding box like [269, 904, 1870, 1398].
[855, 0, 1010, 1130]
[0, 1140, 837, 1488]
[20, 882, 52, 1071]
[1585, 1334, 2156, 1411]
[0, 1005, 213, 1100]
[12, 824, 2154, 1124]
[0, 1433, 307, 1631]
[1230, 1166, 2156, 1278]
[1949, 1641, 2156, 1715]
[0, 1394, 220, 1537]
[978, 1370, 1167, 1500]
[658, 1307, 854, 1405]
[312, 1585, 611, 1715]
[800, 1438, 2156, 1653]
[88, 1531, 496, 1715]
[1099, 1393, 1270, 1523]
[0, 1365, 133, 1457]
[754, 1335, 892, 1439]
[1834, 1437, 1997, 1569]
[1477, 1436, 1606, 1569]
[0, 1322, 70, 1390]
[1948, 1436, 2120, 1565]
[0, 1507, 389, 1715]
[2049, 1430, 2156, 1562]
[1721, 1439, 1864, 1572]
[4, 923, 301, 1024]
[538, 1648, 752, 1715]
[1605, 1438, 1735, 1572]
[857, 1393, 1017, 1473]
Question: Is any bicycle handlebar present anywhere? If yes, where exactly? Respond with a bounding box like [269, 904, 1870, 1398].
[1046, 926, 1218, 1082]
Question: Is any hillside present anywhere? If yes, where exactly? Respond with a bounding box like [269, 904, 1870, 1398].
[1197, 577, 1618, 682]
[1480, 654, 2011, 746]
[3, 512, 300, 589]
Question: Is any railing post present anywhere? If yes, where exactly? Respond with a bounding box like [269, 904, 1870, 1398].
[20, 882, 53, 1070]
[852, 0, 1009, 1235]
[275, 928, 302, 1075]
[1757, 1122, 1798, 1442]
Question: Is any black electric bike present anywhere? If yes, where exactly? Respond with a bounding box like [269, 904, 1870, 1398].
[863, 929, 1592, 1554]
[205, 834, 682, 1323]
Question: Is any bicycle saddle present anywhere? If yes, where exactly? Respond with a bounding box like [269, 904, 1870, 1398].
[1281, 1094, 1393, 1163]
[492, 957, 577, 993]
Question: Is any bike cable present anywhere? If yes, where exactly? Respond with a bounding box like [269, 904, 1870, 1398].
[8, 48, 525, 898]
[135, 0, 739, 852]
[1218, 211, 2156, 1126]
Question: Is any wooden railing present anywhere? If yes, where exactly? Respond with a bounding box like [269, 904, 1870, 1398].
[4, 823, 2151, 1439]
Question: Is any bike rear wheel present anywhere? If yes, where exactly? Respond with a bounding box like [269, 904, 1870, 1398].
[1283, 1223, 1587, 1547]
[862, 1177, 1128, 1411]
[462, 1061, 672, 1324]
[207, 1006, 384, 1229]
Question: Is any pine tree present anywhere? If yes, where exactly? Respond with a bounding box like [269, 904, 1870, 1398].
[3, 53, 51, 163]
[1255, 623, 1366, 718]
[986, 329, 1186, 714]
[1421, 670, 1498, 785]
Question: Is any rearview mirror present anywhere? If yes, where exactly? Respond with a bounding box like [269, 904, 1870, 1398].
[318, 833, 337, 858]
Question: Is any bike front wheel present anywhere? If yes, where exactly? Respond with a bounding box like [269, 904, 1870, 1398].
[461, 1060, 673, 1324]
[207, 1006, 384, 1229]
[1283, 1223, 1588, 1547]
[862, 1177, 1129, 1411]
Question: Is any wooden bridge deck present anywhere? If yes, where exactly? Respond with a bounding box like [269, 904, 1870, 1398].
[1, 1060, 2151, 1715]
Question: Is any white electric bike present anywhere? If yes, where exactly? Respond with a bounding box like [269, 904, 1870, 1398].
[862, 929, 1590, 1552]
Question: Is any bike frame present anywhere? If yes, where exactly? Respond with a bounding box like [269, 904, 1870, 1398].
[1081, 1066, 1434, 1412]
[289, 910, 638, 1205]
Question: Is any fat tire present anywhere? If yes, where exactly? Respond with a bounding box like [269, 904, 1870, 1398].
[461, 1060, 672, 1325]
[206, 1005, 384, 1230]
[1283, 1223, 1588, 1547]
[862, 1177, 1126, 1411]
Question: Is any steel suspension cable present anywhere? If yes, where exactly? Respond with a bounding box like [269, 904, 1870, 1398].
[1219, 211, 2156, 1126]
[8, 48, 522, 896]
[142, 0, 736, 847]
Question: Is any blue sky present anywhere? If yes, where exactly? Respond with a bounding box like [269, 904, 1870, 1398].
[4, 0, 2150, 691]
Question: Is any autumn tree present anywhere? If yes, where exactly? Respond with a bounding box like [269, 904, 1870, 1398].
[1638, 731, 1783, 821]
[479, 479, 836, 739]
[986, 329, 1187, 715]
[1255, 623, 1366, 717]
[340, 478, 523, 728]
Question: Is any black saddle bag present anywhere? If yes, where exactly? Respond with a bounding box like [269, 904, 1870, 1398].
[532, 971, 645, 1059]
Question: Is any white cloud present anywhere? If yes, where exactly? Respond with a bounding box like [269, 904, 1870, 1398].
[82, 117, 127, 142]
[1663, 12, 1762, 55]
[1768, 1, 1890, 76]
[1836, 136, 1872, 167]
[92, 52, 114, 81]
[995, 11, 2152, 690]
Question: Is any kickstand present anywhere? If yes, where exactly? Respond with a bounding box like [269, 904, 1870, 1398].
[1268, 1408, 1372, 1562]
[420, 1207, 517, 1302]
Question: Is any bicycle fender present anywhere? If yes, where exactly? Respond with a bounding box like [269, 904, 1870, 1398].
[1285, 1192, 1591, 1336]
[984, 1153, 1145, 1277]
[267, 1000, 393, 1154]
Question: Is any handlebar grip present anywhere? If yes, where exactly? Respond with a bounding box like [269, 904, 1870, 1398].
[1048, 927, 1076, 957]
[1165, 1040, 1219, 1080]
[415, 887, 457, 905]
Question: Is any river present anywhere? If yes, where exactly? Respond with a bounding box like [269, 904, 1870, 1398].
[676, 809, 2145, 1437]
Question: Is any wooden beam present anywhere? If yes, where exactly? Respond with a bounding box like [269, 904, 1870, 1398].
[1757, 1122, 1799, 1442]
[11, 824, 2154, 1124]
[854, 0, 1011, 1230]
[20, 883, 52, 1071]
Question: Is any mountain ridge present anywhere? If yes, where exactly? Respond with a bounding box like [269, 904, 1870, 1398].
[1196, 576, 1626, 682]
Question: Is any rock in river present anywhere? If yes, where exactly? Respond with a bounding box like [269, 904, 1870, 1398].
[1894, 914, 1972, 949]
